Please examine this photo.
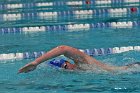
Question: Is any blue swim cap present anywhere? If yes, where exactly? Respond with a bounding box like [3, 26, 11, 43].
[49, 59, 66, 68]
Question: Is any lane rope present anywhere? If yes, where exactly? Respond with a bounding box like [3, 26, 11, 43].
[0, 46, 140, 60]
[0, 0, 139, 10]
[0, 7, 139, 21]
[0, 21, 139, 34]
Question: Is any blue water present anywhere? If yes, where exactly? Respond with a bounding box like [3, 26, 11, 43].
[0, 27, 140, 93]
[0, 0, 140, 93]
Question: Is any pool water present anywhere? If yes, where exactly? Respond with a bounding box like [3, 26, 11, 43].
[0, 27, 140, 93]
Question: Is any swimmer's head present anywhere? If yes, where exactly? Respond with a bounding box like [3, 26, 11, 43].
[49, 59, 76, 69]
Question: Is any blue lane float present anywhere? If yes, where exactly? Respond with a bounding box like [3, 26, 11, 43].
[0, 46, 139, 60]
[0, 7, 139, 22]
[0, 21, 139, 34]
[0, 0, 139, 10]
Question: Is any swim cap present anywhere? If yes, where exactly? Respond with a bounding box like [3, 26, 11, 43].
[49, 59, 66, 68]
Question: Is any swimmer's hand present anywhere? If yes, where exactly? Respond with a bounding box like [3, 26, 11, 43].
[18, 62, 37, 74]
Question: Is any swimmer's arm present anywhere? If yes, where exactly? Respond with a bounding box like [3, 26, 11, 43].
[19, 46, 67, 73]
[34, 45, 89, 65]
[19, 45, 95, 73]
[33, 46, 69, 65]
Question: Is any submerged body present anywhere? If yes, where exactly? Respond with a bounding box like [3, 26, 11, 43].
[18, 45, 138, 73]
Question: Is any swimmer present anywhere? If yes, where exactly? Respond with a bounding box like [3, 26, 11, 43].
[18, 45, 137, 73]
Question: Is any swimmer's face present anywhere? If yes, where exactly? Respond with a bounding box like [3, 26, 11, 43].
[62, 61, 75, 70]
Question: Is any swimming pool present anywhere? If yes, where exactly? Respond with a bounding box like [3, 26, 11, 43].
[0, 0, 140, 93]
[0, 27, 140, 93]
